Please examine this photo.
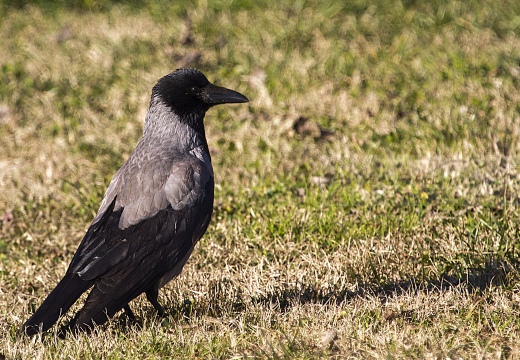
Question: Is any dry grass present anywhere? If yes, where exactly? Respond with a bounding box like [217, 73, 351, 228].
[1, 0, 520, 358]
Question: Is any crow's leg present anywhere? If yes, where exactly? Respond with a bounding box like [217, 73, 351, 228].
[145, 288, 165, 317]
[124, 304, 136, 321]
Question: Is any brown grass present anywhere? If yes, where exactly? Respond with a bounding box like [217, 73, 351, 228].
[2, 1, 520, 358]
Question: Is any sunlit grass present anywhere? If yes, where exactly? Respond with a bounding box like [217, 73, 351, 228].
[1, 0, 520, 358]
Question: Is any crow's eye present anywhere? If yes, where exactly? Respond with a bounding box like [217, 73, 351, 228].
[190, 86, 199, 94]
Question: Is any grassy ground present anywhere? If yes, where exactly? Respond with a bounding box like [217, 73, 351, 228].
[1, 0, 520, 358]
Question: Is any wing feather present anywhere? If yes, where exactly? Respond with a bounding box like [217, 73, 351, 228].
[69, 150, 213, 284]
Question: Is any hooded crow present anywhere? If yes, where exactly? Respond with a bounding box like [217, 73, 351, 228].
[23, 68, 248, 336]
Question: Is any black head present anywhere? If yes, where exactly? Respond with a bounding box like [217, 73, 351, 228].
[152, 68, 248, 123]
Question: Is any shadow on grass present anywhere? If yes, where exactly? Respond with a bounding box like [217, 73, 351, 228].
[51, 255, 520, 337]
[250, 255, 520, 312]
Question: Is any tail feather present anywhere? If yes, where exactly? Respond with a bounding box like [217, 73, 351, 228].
[22, 273, 91, 336]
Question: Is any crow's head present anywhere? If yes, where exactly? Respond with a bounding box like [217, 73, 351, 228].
[153, 68, 248, 120]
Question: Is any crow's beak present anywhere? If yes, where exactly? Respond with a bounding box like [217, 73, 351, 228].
[202, 84, 249, 105]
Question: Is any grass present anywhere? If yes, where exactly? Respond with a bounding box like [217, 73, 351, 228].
[1, 0, 520, 358]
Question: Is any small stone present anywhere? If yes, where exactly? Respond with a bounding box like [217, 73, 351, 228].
[319, 329, 338, 349]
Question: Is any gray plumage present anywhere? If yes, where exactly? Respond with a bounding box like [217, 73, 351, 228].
[23, 68, 248, 336]
[93, 100, 213, 230]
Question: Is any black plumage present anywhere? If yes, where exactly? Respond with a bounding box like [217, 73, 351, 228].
[23, 68, 248, 335]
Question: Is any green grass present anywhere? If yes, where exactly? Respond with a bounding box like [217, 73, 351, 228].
[1, 0, 520, 358]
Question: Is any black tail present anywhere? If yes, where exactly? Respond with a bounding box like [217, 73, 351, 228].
[22, 273, 91, 336]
